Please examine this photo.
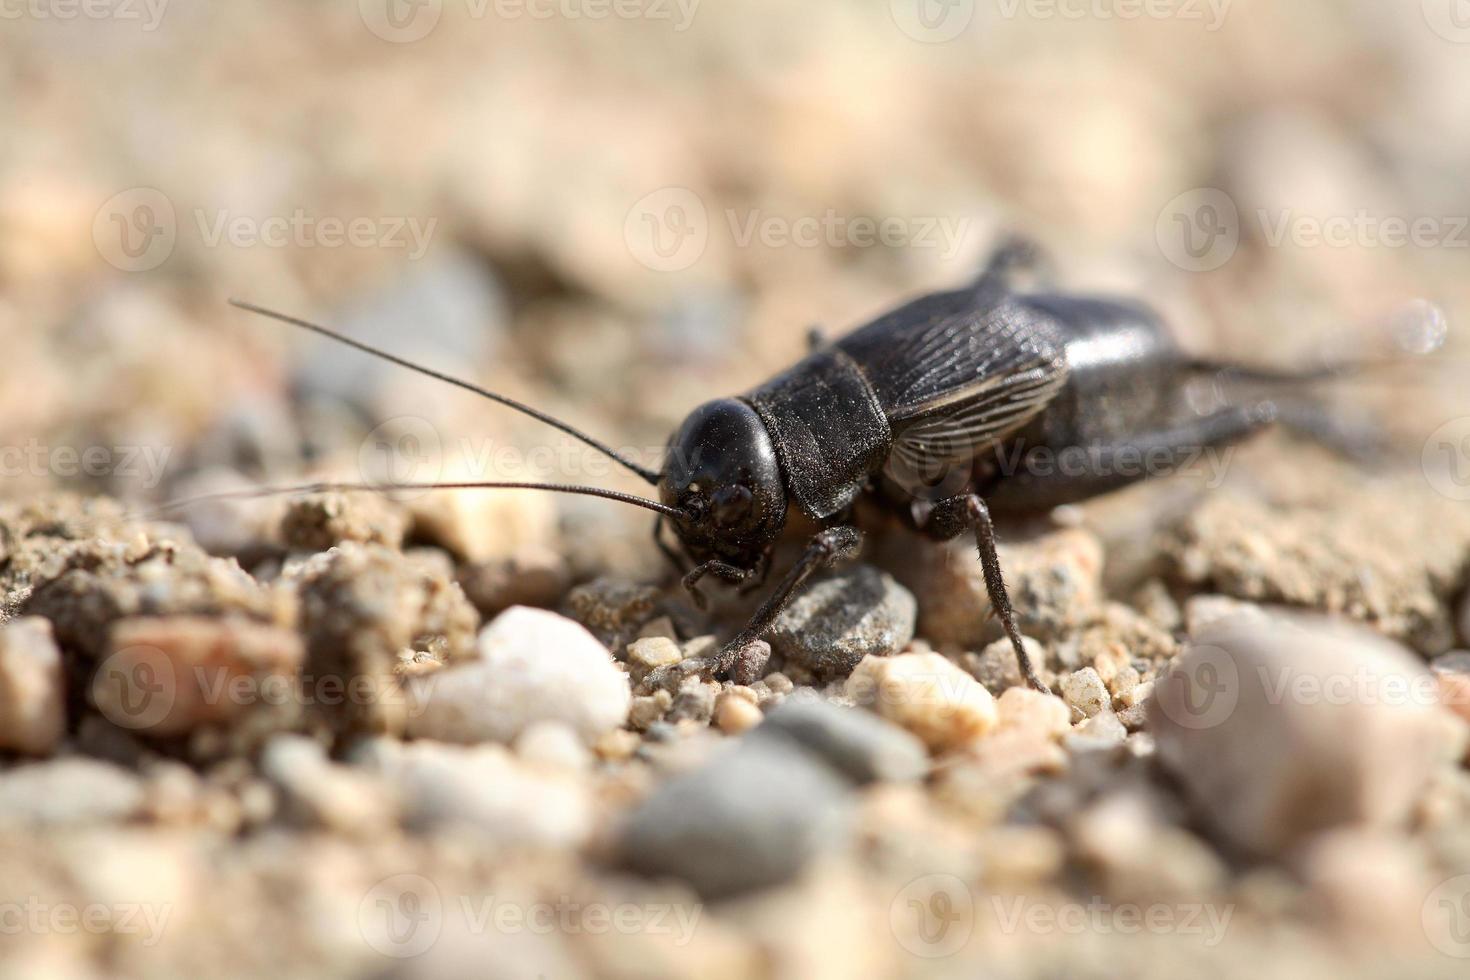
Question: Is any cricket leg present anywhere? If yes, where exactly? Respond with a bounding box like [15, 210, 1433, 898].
[956, 494, 1052, 695]
[682, 560, 753, 611]
[672, 526, 862, 683]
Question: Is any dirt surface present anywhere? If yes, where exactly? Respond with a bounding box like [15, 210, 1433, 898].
[3, 2, 1470, 978]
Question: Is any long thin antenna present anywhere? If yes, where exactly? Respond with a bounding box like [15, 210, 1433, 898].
[145, 480, 688, 520]
[229, 299, 661, 485]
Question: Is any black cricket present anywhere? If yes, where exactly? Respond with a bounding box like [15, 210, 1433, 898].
[220, 239, 1322, 695]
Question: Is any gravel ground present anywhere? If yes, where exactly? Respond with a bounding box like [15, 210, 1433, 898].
[3, 2, 1470, 978]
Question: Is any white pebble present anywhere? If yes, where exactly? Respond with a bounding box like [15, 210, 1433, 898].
[0, 618, 66, 755]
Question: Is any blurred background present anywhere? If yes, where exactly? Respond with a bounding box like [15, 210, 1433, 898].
[2, 0, 1468, 566]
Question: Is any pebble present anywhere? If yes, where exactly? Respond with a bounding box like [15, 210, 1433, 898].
[279, 492, 409, 552]
[406, 606, 630, 745]
[845, 652, 997, 752]
[716, 693, 764, 735]
[95, 616, 305, 738]
[512, 721, 592, 772]
[0, 758, 145, 826]
[1061, 667, 1110, 720]
[627, 636, 684, 685]
[456, 547, 571, 619]
[290, 543, 479, 736]
[964, 634, 1046, 696]
[563, 577, 661, 654]
[259, 734, 395, 835]
[618, 739, 852, 898]
[1150, 613, 1446, 857]
[891, 526, 1102, 648]
[629, 691, 672, 731]
[994, 687, 1072, 739]
[354, 738, 592, 847]
[1066, 710, 1128, 750]
[668, 678, 717, 725]
[407, 459, 557, 563]
[752, 699, 928, 784]
[766, 565, 916, 678]
[0, 617, 66, 755]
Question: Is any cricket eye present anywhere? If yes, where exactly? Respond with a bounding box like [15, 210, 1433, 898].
[710, 485, 753, 527]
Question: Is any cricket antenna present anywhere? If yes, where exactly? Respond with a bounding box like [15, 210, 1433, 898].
[145, 480, 689, 520]
[228, 299, 662, 485]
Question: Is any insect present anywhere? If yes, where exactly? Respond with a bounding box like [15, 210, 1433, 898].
[214, 237, 1382, 695]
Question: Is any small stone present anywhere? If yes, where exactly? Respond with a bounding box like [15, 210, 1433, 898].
[966, 635, 1046, 696]
[638, 616, 679, 641]
[845, 652, 997, 752]
[0, 758, 144, 826]
[406, 606, 631, 745]
[994, 687, 1072, 739]
[767, 565, 916, 678]
[0, 617, 66, 755]
[892, 526, 1103, 647]
[94, 616, 305, 739]
[627, 636, 683, 684]
[668, 678, 717, 725]
[753, 699, 928, 784]
[629, 691, 672, 731]
[1151, 613, 1446, 858]
[563, 577, 660, 654]
[513, 721, 591, 772]
[1184, 594, 1267, 637]
[1066, 710, 1127, 750]
[290, 543, 479, 736]
[594, 728, 640, 762]
[259, 734, 395, 835]
[1061, 667, 1109, 721]
[355, 738, 591, 847]
[716, 694, 764, 735]
[618, 739, 852, 897]
[279, 492, 408, 551]
[456, 546, 571, 619]
[406, 461, 557, 563]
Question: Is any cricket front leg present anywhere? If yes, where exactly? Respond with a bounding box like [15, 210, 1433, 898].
[673, 526, 863, 684]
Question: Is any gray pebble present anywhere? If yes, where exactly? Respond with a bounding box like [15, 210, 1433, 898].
[767, 566, 916, 678]
[618, 739, 852, 898]
[751, 699, 928, 784]
[0, 758, 144, 826]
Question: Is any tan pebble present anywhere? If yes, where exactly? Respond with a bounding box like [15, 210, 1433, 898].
[968, 728, 1067, 778]
[514, 721, 592, 772]
[1118, 679, 1154, 709]
[629, 691, 672, 730]
[0, 618, 66, 755]
[1068, 710, 1127, 747]
[627, 636, 683, 682]
[1106, 663, 1141, 699]
[994, 687, 1071, 739]
[1061, 667, 1109, 720]
[847, 652, 997, 752]
[1431, 653, 1470, 723]
[637, 616, 679, 641]
[594, 728, 640, 762]
[716, 695, 763, 735]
